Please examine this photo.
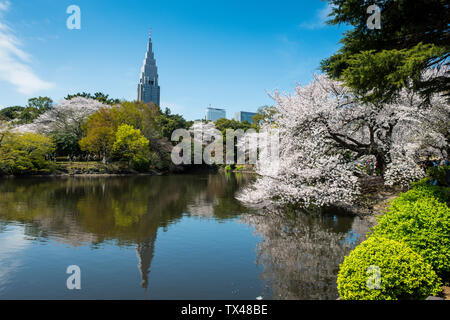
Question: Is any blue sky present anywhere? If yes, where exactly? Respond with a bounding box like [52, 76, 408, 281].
[0, 0, 346, 120]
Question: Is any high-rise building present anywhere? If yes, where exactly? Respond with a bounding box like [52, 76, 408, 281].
[206, 107, 226, 122]
[234, 111, 257, 123]
[137, 29, 160, 106]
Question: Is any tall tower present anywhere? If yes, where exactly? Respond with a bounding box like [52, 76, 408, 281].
[137, 29, 160, 106]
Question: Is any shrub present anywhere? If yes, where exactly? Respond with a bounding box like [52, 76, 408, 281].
[426, 165, 450, 187]
[400, 182, 449, 204]
[337, 237, 441, 300]
[372, 195, 450, 276]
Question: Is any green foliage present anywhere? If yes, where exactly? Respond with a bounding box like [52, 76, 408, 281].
[78, 102, 189, 172]
[112, 124, 150, 171]
[252, 105, 277, 125]
[426, 165, 450, 187]
[27, 96, 53, 112]
[0, 132, 55, 175]
[20, 97, 53, 124]
[2, 96, 189, 173]
[52, 131, 80, 156]
[225, 165, 232, 172]
[116, 101, 161, 140]
[337, 44, 445, 103]
[79, 102, 159, 158]
[321, 0, 450, 102]
[337, 237, 441, 300]
[157, 108, 192, 140]
[151, 151, 171, 171]
[65, 92, 120, 105]
[0, 106, 25, 121]
[0, 97, 53, 124]
[214, 118, 258, 136]
[17, 107, 41, 124]
[79, 107, 118, 159]
[403, 181, 449, 204]
[372, 192, 450, 276]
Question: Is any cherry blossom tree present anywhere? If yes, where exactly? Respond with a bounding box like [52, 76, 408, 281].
[15, 97, 108, 138]
[239, 210, 369, 299]
[188, 121, 223, 164]
[188, 121, 218, 145]
[237, 74, 447, 208]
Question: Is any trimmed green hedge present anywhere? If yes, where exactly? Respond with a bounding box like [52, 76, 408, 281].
[337, 237, 441, 300]
[426, 165, 450, 187]
[407, 182, 450, 204]
[372, 190, 450, 276]
[338, 174, 449, 300]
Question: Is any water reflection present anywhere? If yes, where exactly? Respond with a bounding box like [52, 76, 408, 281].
[0, 173, 369, 299]
[0, 174, 253, 289]
[240, 210, 368, 299]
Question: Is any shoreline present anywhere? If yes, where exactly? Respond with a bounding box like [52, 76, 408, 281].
[0, 170, 165, 179]
[0, 165, 231, 179]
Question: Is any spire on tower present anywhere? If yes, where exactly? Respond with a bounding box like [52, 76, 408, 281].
[138, 28, 160, 106]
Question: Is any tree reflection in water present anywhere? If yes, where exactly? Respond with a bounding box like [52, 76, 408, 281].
[240, 209, 369, 300]
[0, 173, 369, 298]
[0, 174, 254, 290]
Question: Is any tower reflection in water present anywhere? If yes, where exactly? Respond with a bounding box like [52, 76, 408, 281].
[0, 173, 368, 299]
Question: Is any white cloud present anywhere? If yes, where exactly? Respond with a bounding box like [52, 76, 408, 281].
[0, 0, 10, 13]
[299, 4, 333, 30]
[0, 5, 54, 95]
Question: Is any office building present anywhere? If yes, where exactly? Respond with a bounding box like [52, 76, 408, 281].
[234, 111, 257, 123]
[137, 29, 160, 106]
[206, 107, 226, 122]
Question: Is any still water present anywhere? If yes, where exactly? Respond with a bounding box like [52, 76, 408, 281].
[0, 173, 369, 300]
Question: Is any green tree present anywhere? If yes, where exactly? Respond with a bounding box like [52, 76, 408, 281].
[116, 101, 161, 140]
[77, 101, 190, 171]
[157, 107, 192, 140]
[321, 0, 449, 103]
[52, 131, 81, 157]
[112, 124, 150, 170]
[27, 96, 53, 112]
[79, 107, 119, 160]
[0, 121, 12, 147]
[0, 132, 55, 175]
[65, 92, 120, 105]
[0, 106, 25, 121]
[214, 118, 258, 136]
[17, 97, 54, 124]
[17, 107, 41, 124]
[252, 105, 277, 125]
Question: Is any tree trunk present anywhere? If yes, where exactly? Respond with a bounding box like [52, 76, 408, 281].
[375, 153, 387, 178]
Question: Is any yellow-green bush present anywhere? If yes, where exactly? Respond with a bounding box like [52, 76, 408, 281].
[0, 132, 55, 175]
[372, 193, 450, 276]
[112, 124, 150, 172]
[337, 237, 441, 300]
[404, 182, 449, 204]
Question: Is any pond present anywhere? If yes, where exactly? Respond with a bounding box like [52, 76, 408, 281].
[0, 173, 369, 299]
